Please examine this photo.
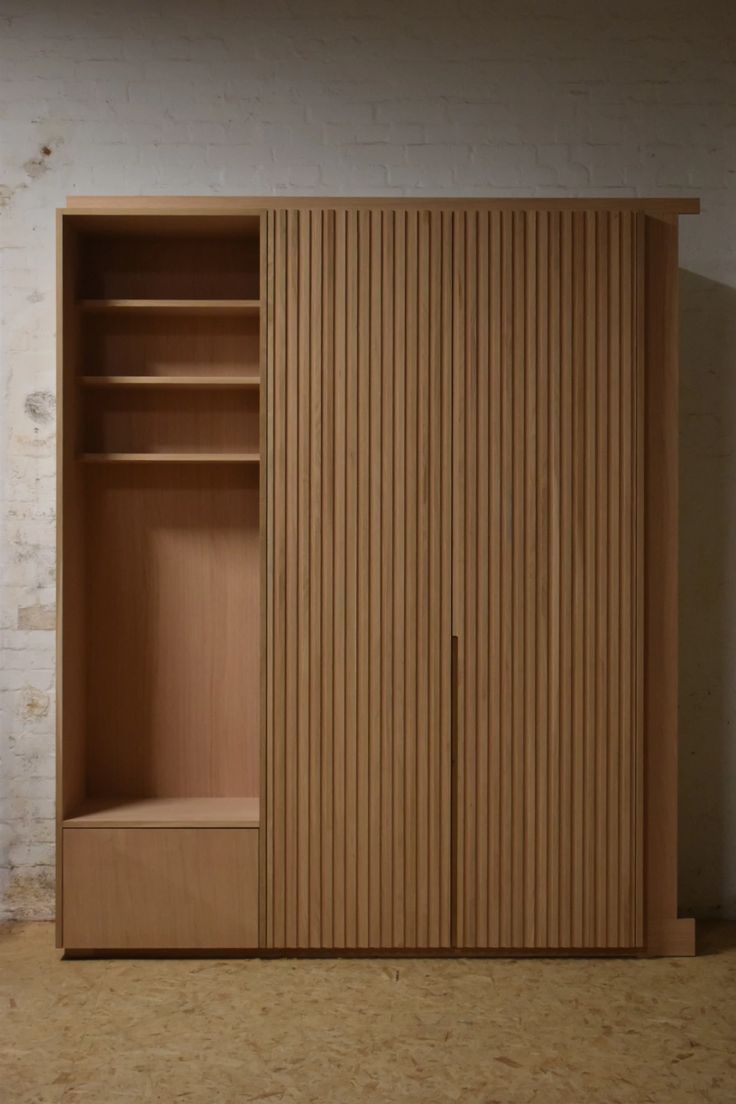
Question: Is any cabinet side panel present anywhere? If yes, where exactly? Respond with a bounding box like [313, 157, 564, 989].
[265, 208, 453, 949]
[454, 210, 645, 949]
[57, 216, 86, 946]
[644, 216, 695, 955]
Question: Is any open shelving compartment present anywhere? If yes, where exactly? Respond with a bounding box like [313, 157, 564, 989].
[58, 211, 264, 950]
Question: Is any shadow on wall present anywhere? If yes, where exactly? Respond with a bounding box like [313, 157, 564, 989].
[679, 270, 736, 920]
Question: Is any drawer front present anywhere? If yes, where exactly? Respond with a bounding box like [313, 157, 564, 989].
[63, 827, 258, 949]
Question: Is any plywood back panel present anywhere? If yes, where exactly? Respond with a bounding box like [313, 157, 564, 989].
[453, 209, 644, 950]
[82, 311, 259, 378]
[85, 464, 260, 799]
[83, 388, 259, 454]
[78, 232, 260, 300]
[265, 208, 453, 949]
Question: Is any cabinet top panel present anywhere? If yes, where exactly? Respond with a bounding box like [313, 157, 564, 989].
[64, 195, 700, 216]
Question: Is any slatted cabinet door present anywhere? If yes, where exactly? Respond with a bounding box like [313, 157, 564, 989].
[265, 207, 453, 949]
[453, 209, 645, 950]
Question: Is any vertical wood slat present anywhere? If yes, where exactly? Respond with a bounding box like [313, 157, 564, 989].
[333, 209, 347, 948]
[451, 211, 466, 941]
[454, 209, 644, 949]
[266, 208, 453, 948]
[268, 203, 644, 951]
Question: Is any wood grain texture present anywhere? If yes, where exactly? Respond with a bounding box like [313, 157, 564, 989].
[80, 453, 259, 463]
[265, 208, 453, 949]
[56, 214, 86, 947]
[259, 210, 271, 946]
[65, 196, 701, 214]
[644, 215, 695, 956]
[80, 376, 260, 388]
[453, 209, 645, 949]
[58, 197, 690, 958]
[82, 310, 259, 379]
[63, 796, 260, 828]
[84, 464, 260, 800]
[82, 386, 259, 454]
[78, 300, 260, 313]
[77, 231, 259, 299]
[62, 828, 259, 949]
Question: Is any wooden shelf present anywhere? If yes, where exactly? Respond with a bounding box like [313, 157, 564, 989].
[80, 375, 260, 389]
[78, 299, 260, 314]
[80, 452, 260, 463]
[63, 796, 260, 829]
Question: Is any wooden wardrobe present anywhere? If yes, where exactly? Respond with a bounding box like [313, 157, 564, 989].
[56, 196, 698, 957]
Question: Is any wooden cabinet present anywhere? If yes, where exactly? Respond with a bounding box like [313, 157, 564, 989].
[57, 196, 698, 956]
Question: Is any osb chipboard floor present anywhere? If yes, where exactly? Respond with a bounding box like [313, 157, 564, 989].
[1, 923, 735, 1103]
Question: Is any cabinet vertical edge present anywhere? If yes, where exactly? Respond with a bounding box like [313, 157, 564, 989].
[53, 198, 699, 959]
[56, 212, 85, 949]
[259, 209, 271, 949]
[55, 211, 64, 949]
[56, 211, 85, 949]
[644, 213, 695, 956]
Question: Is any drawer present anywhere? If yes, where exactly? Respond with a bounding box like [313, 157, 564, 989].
[62, 827, 258, 950]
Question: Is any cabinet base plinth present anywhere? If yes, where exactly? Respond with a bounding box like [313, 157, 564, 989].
[62, 826, 259, 951]
[647, 918, 696, 957]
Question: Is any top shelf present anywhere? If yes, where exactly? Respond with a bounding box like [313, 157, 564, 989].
[78, 299, 260, 314]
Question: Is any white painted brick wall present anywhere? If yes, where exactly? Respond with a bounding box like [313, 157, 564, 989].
[1, 0, 734, 920]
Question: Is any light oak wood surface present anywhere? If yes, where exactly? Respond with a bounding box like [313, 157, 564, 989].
[66, 196, 700, 214]
[63, 796, 260, 828]
[453, 209, 644, 949]
[58, 205, 264, 952]
[58, 197, 696, 957]
[644, 215, 696, 957]
[82, 309, 259, 379]
[80, 375, 260, 388]
[80, 452, 259, 463]
[63, 828, 259, 949]
[82, 385, 259, 454]
[84, 463, 260, 799]
[264, 207, 453, 949]
[259, 210, 270, 945]
[77, 230, 259, 299]
[56, 214, 87, 948]
[79, 299, 259, 313]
